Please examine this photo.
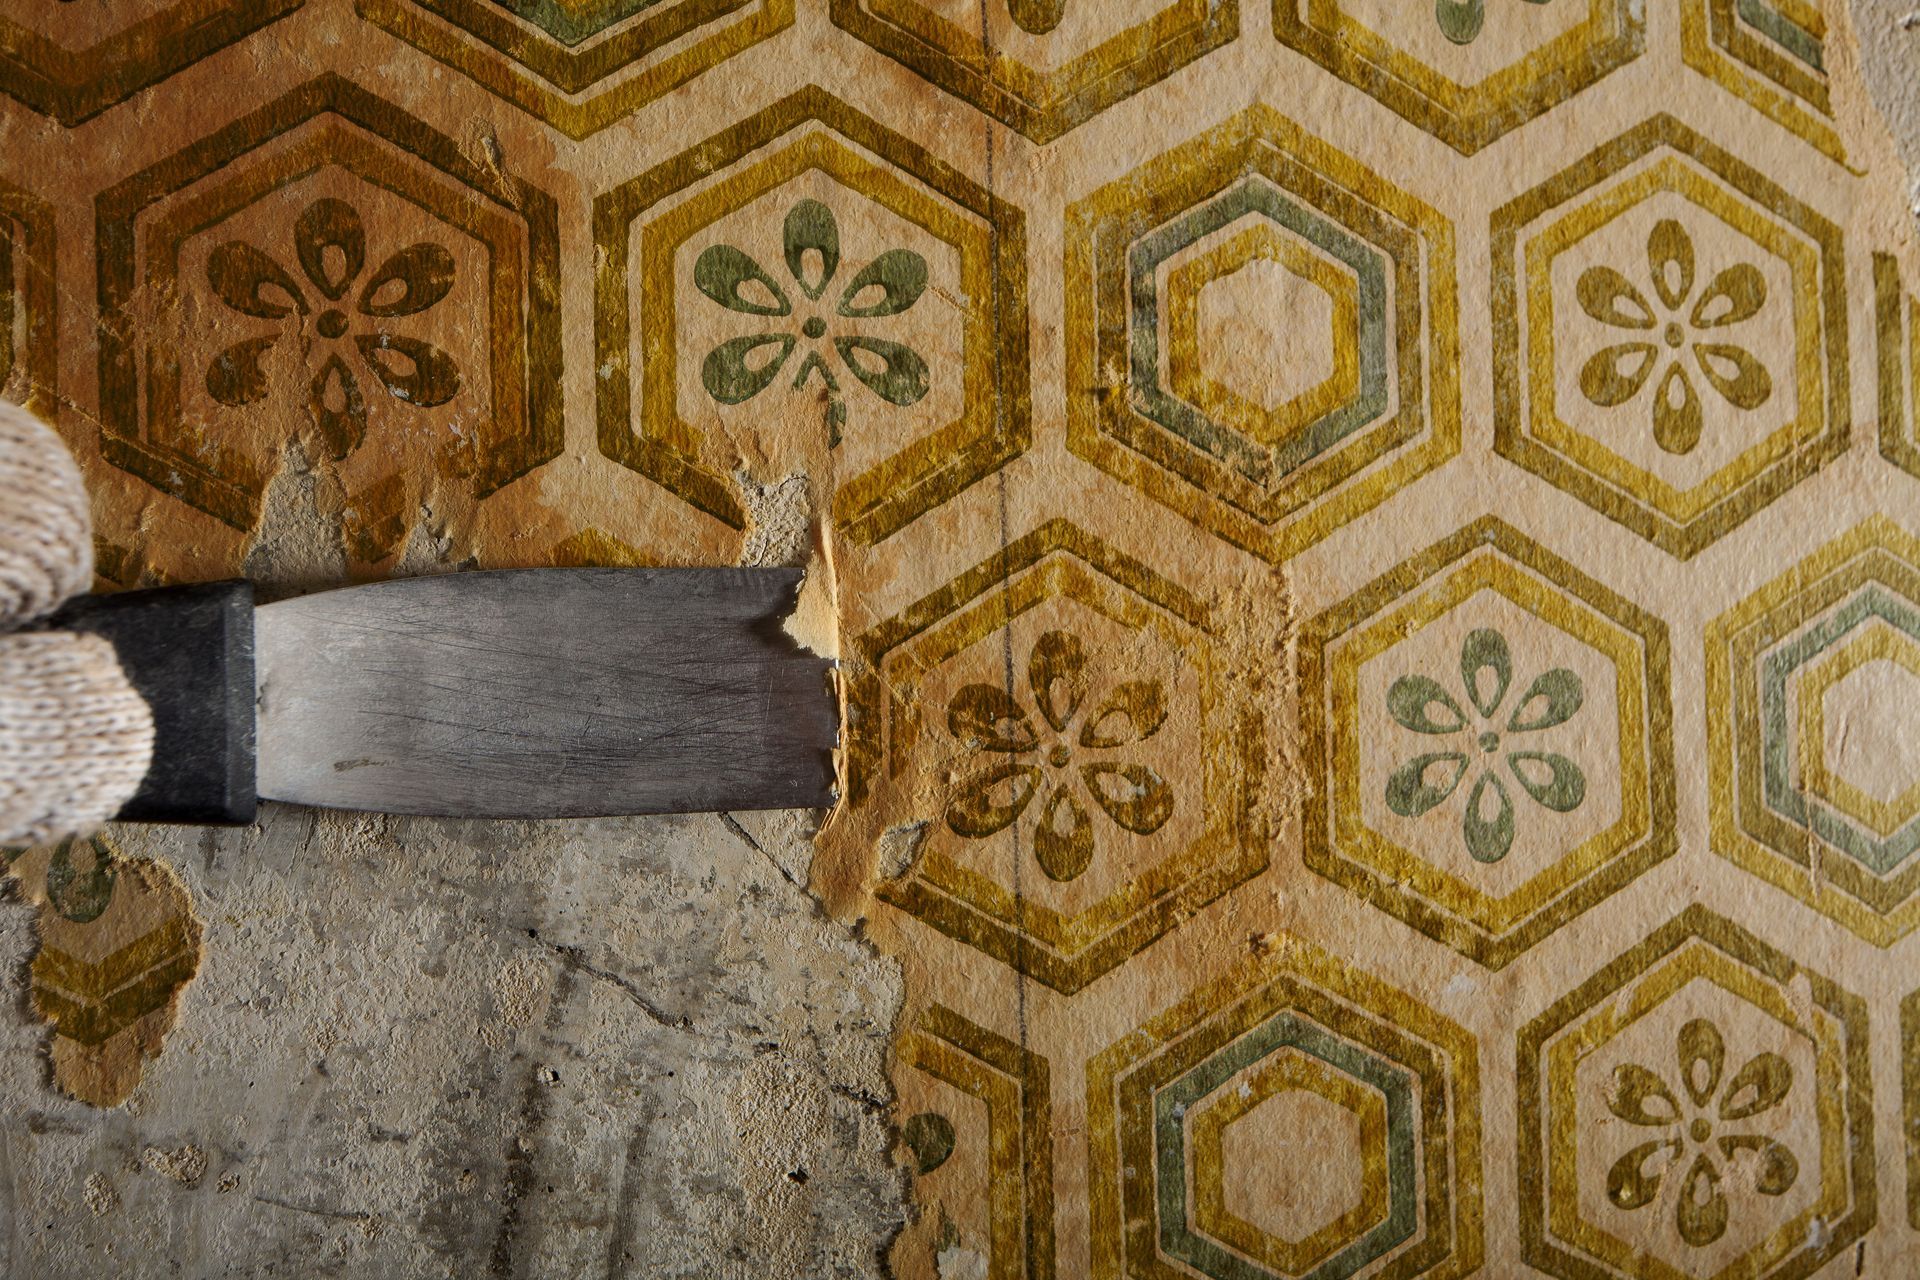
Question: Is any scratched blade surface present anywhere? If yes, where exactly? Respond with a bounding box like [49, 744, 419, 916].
[254, 569, 838, 818]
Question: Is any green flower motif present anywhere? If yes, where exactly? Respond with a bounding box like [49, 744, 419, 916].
[3, 835, 118, 924]
[694, 199, 931, 447]
[1577, 218, 1773, 456]
[1384, 628, 1586, 863]
[1436, 0, 1555, 44]
[45, 835, 117, 924]
[944, 630, 1174, 883]
[1605, 1019, 1798, 1248]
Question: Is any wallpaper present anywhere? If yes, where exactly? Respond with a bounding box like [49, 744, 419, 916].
[12, 0, 1920, 1274]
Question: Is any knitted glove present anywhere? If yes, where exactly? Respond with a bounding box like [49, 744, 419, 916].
[0, 403, 154, 846]
[0, 398, 91, 621]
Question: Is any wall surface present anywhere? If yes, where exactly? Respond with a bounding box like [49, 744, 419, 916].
[11, 1, 1920, 1278]
[1, 806, 904, 1278]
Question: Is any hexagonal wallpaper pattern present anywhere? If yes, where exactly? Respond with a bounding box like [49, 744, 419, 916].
[15, 0, 1920, 1273]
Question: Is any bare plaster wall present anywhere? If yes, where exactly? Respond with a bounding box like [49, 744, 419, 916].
[0, 805, 905, 1278]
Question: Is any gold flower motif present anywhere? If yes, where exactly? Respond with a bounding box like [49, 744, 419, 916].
[1577, 218, 1771, 455]
[1007, 0, 1066, 35]
[1605, 1018, 1797, 1247]
[944, 630, 1173, 882]
[204, 197, 461, 461]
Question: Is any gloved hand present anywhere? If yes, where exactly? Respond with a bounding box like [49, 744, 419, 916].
[0, 402, 154, 845]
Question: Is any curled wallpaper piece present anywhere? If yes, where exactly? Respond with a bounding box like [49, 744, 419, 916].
[4, 834, 202, 1108]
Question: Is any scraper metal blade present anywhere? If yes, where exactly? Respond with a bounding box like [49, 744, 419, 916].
[52, 569, 839, 822]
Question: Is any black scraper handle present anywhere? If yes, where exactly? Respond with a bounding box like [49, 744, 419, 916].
[44, 582, 257, 825]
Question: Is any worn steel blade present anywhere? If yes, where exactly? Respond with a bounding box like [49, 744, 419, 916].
[254, 569, 837, 818]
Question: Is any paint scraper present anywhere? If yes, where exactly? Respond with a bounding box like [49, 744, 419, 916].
[45, 571, 838, 823]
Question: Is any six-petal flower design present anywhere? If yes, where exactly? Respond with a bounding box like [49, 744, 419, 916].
[694, 198, 932, 447]
[1576, 217, 1773, 456]
[1385, 628, 1587, 863]
[944, 630, 1174, 882]
[204, 197, 462, 461]
[1605, 1018, 1799, 1247]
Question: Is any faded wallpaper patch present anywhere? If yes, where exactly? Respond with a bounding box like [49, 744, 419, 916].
[11, 0, 1920, 1273]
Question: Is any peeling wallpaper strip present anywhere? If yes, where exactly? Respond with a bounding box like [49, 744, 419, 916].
[4, 835, 200, 1107]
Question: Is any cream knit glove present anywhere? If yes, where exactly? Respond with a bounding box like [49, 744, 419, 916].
[0, 402, 154, 846]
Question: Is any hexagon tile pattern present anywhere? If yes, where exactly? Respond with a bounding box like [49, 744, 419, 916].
[1300, 517, 1676, 969]
[847, 519, 1267, 994]
[1519, 906, 1874, 1279]
[1492, 114, 1848, 559]
[1087, 934, 1483, 1278]
[0, 0, 303, 125]
[1707, 516, 1920, 944]
[20, 0, 1920, 1274]
[1066, 104, 1460, 565]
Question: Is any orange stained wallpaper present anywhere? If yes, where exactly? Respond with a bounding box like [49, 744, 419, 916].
[17, 0, 1920, 1275]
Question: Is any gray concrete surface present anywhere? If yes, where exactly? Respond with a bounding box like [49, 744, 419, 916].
[0, 808, 904, 1278]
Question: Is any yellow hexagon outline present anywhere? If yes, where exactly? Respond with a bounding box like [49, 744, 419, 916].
[1526, 155, 1824, 527]
[1330, 554, 1651, 939]
[1705, 516, 1920, 945]
[1679, 0, 1844, 165]
[897, 1006, 1054, 1278]
[638, 132, 998, 543]
[1493, 116, 1848, 561]
[1273, 0, 1642, 155]
[1305, 0, 1620, 115]
[884, 557, 1237, 961]
[1166, 221, 1362, 453]
[829, 0, 1237, 143]
[1087, 932, 1485, 1280]
[357, 0, 795, 140]
[1874, 253, 1920, 480]
[1542, 940, 1850, 1280]
[1798, 623, 1920, 840]
[0, 0, 303, 126]
[847, 523, 1267, 994]
[1188, 1049, 1390, 1274]
[1065, 104, 1462, 566]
